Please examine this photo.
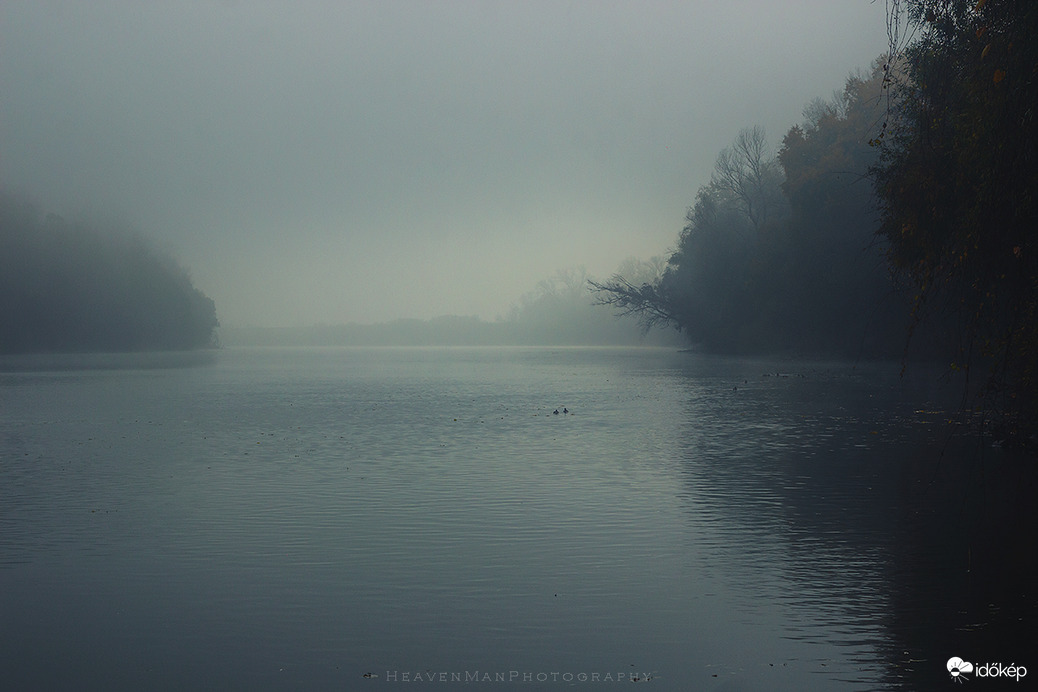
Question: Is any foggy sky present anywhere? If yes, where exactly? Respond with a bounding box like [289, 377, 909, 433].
[1, 1, 890, 327]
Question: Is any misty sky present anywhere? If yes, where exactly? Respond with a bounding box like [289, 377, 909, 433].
[1, 1, 891, 327]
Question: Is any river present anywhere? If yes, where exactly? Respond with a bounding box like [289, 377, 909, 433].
[0, 347, 1032, 690]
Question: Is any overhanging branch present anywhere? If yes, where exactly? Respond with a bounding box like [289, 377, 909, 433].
[588, 276, 680, 334]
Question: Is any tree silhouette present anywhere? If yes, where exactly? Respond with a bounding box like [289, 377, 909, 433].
[593, 65, 910, 357]
[1, 191, 219, 354]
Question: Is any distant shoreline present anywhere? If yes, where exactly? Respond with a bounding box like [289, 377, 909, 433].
[217, 318, 682, 349]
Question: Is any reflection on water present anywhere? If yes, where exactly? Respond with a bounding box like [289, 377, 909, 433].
[666, 356, 1035, 690]
[0, 347, 1032, 690]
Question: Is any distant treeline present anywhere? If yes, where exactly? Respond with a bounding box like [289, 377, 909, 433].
[1, 191, 218, 353]
[222, 268, 680, 348]
[221, 318, 642, 348]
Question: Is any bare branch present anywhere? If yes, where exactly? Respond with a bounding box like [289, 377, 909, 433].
[709, 126, 783, 231]
[588, 276, 680, 334]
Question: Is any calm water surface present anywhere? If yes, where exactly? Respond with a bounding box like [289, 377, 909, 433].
[1, 347, 1033, 691]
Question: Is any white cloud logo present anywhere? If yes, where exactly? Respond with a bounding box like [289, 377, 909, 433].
[947, 657, 974, 682]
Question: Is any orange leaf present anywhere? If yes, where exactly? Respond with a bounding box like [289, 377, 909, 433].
[993, 69, 1006, 83]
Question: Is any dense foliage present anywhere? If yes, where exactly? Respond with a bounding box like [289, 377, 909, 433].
[1, 192, 219, 353]
[875, 0, 1038, 438]
[593, 62, 910, 357]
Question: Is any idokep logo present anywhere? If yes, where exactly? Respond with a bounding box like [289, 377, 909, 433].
[947, 656, 1028, 683]
[947, 657, 974, 682]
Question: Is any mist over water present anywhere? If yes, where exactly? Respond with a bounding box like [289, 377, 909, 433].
[2, 2, 1034, 689]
